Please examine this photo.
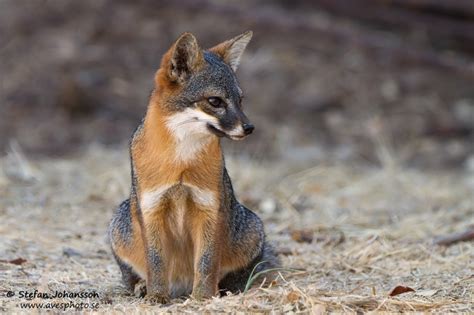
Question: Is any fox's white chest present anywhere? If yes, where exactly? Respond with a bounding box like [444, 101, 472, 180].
[140, 183, 217, 215]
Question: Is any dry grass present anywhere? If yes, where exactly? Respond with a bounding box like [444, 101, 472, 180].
[0, 144, 473, 313]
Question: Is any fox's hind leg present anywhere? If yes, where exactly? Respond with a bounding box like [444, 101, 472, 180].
[108, 198, 147, 294]
[219, 240, 278, 294]
[219, 204, 280, 294]
[111, 251, 141, 293]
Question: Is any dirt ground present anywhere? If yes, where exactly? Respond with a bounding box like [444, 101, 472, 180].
[0, 144, 472, 313]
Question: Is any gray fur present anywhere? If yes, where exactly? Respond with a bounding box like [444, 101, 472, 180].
[108, 199, 133, 246]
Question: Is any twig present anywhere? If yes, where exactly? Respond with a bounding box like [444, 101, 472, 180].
[434, 228, 474, 246]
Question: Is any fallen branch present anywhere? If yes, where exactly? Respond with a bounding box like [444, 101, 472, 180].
[434, 228, 474, 246]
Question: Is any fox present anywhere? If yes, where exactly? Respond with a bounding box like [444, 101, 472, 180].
[107, 31, 279, 303]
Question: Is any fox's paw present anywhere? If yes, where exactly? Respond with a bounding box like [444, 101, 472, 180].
[192, 287, 216, 301]
[145, 292, 170, 304]
[133, 280, 147, 298]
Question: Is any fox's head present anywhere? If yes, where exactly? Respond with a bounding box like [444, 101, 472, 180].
[154, 31, 254, 141]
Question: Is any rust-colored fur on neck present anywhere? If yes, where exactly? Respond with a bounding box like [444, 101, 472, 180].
[134, 91, 223, 193]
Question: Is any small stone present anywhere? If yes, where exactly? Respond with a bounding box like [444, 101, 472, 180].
[62, 247, 82, 257]
[260, 198, 276, 214]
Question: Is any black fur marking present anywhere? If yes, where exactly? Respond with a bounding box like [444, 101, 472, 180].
[207, 124, 227, 138]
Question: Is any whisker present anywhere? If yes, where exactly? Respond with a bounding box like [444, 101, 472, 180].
[176, 118, 199, 127]
[176, 118, 215, 127]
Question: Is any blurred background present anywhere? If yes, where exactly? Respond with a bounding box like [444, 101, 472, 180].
[1, 2, 473, 312]
[1, 0, 473, 169]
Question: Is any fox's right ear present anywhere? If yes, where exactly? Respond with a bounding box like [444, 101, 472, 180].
[166, 33, 204, 84]
[209, 31, 253, 71]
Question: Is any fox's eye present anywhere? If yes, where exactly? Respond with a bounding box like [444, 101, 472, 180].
[208, 97, 223, 108]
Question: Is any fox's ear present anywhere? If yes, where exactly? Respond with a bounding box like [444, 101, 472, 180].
[209, 31, 253, 71]
[167, 32, 203, 83]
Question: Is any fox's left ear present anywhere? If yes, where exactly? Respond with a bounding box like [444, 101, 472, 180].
[209, 31, 253, 71]
[167, 32, 204, 84]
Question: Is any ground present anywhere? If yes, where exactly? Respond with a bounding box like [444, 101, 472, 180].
[1, 1, 473, 313]
[0, 145, 472, 313]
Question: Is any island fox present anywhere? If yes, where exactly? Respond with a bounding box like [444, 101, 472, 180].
[108, 31, 279, 303]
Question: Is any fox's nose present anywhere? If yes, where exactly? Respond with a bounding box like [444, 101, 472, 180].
[242, 123, 254, 135]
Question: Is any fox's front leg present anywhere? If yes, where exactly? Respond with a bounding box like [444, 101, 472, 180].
[191, 211, 221, 300]
[143, 219, 170, 304]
